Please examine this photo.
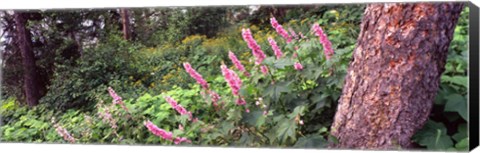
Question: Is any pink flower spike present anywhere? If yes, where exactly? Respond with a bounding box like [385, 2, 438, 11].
[242, 28, 266, 65]
[289, 27, 298, 40]
[270, 17, 292, 43]
[183, 62, 209, 90]
[221, 64, 242, 96]
[179, 124, 184, 131]
[236, 98, 247, 106]
[107, 87, 129, 112]
[294, 62, 303, 70]
[144, 120, 173, 140]
[164, 96, 178, 108]
[260, 65, 269, 75]
[174, 137, 192, 144]
[164, 96, 193, 120]
[268, 37, 283, 60]
[228, 51, 249, 77]
[209, 91, 221, 106]
[312, 23, 334, 59]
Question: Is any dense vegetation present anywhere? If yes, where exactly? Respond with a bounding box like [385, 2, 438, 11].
[0, 5, 468, 151]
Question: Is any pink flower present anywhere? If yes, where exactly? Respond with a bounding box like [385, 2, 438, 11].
[209, 91, 221, 106]
[312, 23, 334, 59]
[299, 120, 304, 125]
[242, 28, 266, 65]
[178, 124, 184, 131]
[52, 120, 76, 143]
[174, 137, 192, 144]
[144, 120, 173, 140]
[294, 62, 303, 70]
[268, 37, 283, 59]
[236, 98, 246, 105]
[292, 52, 298, 59]
[270, 17, 292, 43]
[245, 108, 250, 113]
[228, 51, 250, 77]
[164, 96, 193, 120]
[164, 96, 178, 108]
[221, 64, 242, 96]
[183, 62, 209, 90]
[107, 87, 129, 112]
[261, 65, 269, 75]
[289, 27, 298, 40]
[263, 110, 268, 115]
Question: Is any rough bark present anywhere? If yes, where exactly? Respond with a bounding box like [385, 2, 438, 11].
[14, 12, 42, 107]
[330, 3, 464, 149]
[120, 8, 131, 40]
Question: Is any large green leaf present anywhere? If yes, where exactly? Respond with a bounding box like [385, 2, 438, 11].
[276, 118, 298, 144]
[455, 138, 469, 151]
[452, 124, 468, 142]
[444, 94, 468, 121]
[273, 58, 295, 69]
[294, 134, 328, 148]
[412, 120, 454, 150]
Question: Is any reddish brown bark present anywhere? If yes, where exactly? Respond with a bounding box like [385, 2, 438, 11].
[330, 3, 464, 149]
[120, 8, 131, 40]
[14, 12, 42, 107]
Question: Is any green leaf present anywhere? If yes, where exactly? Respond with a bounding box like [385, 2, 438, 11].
[273, 58, 295, 69]
[412, 120, 454, 150]
[294, 134, 328, 148]
[444, 94, 468, 121]
[454, 138, 468, 151]
[452, 124, 468, 142]
[276, 118, 297, 143]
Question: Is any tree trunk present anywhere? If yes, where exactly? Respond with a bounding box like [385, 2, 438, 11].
[120, 8, 131, 40]
[330, 3, 464, 149]
[14, 12, 42, 107]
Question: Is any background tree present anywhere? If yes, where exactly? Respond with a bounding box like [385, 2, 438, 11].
[13, 12, 43, 107]
[330, 3, 464, 149]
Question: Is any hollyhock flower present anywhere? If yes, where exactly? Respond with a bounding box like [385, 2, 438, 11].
[174, 137, 192, 144]
[242, 28, 266, 65]
[228, 51, 250, 77]
[52, 119, 76, 143]
[268, 37, 283, 59]
[255, 101, 260, 106]
[221, 64, 242, 96]
[178, 124, 184, 131]
[261, 65, 269, 75]
[263, 110, 268, 115]
[294, 62, 303, 70]
[236, 98, 246, 105]
[209, 91, 221, 106]
[183, 62, 209, 90]
[98, 106, 118, 129]
[289, 27, 298, 40]
[164, 96, 178, 108]
[164, 96, 193, 120]
[144, 120, 173, 140]
[312, 23, 334, 59]
[270, 17, 292, 43]
[107, 87, 129, 112]
[245, 108, 250, 113]
[299, 120, 304, 125]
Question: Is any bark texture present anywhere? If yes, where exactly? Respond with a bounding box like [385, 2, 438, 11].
[14, 12, 42, 107]
[330, 3, 464, 149]
[120, 8, 131, 40]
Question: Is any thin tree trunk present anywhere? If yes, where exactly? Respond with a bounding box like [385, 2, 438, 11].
[120, 8, 131, 40]
[14, 12, 42, 107]
[330, 3, 464, 149]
